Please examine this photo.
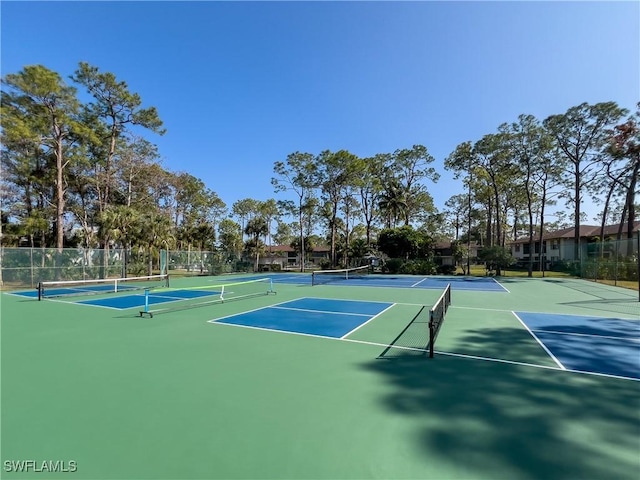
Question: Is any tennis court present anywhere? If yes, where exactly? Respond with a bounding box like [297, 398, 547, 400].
[2, 271, 639, 479]
[314, 274, 508, 291]
[211, 297, 395, 338]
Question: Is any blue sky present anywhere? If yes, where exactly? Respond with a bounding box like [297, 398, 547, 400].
[2, 1, 639, 225]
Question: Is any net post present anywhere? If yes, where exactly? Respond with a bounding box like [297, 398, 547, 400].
[428, 311, 435, 358]
[427, 283, 451, 359]
[37, 281, 42, 301]
[115, 279, 119, 293]
[139, 289, 153, 317]
[220, 285, 225, 303]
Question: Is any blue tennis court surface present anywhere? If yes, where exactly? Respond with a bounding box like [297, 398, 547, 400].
[9, 274, 505, 300]
[77, 289, 220, 309]
[247, 274, 507, 292]
[9, 283, 142, 299]
[338, 275, 507, 291]
[515, 311, 640, 380]
[210, 298, 394, 338]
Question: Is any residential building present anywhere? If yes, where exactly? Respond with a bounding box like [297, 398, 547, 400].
[433, 241, 481, 266]
[509, 221, 640, 268]
[258, 245, 331, 270]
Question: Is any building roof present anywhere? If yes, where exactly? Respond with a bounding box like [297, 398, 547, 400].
[433, 241, 480, 249]
[511, 221, 640, 244]
[267, 244, 330, 252]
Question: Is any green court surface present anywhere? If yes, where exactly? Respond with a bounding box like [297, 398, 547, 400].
[1, 275, 639, 479]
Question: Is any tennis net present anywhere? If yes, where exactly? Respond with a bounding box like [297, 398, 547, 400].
[38, 274, 170, 300]
[139, 277, 275, 317]
[428, 283, 452, 358]
[311, 266, 370, 286]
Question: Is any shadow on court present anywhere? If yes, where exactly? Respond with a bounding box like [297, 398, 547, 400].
[542, 278, 639, 299]
[361, 327, 640, 480]
[377, 309, 429, 359]
[559, 298, 640, 317]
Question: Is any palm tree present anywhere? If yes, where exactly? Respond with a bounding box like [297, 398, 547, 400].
[245, 217, 268, 272]
[218, 219, 243, 262]
[259, 199, 280, 257]
[136, 211, 174, 276]
[99, 205, 143, 277]
[378, 179, 408, 228]
[349, 238, 369, 267]
[232, 198, 259, 241]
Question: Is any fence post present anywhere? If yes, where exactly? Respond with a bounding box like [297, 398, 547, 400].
[30, 247, 34, 288]
[159, 249, 167, 276]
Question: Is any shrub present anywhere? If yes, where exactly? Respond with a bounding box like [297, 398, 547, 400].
[400, 259, 437, 275]
[382, 258, 404, 274]
[319, 259, 332, 270]
[436, 264, 457, 275]
[269, 263, 282, 272]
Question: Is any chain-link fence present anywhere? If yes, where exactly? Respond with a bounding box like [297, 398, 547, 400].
[0, 247, 126, 289]
[580, 236, 639, 287]
[0, 247, 257, 289]
[162, 250, 252, 276]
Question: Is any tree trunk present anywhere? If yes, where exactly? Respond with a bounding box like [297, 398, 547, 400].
[625, 160, 639, 254]
[538, 197, 546, 276]
[55, 140, 65, 252]
[299, 208, 304, 272]
[573, 160, 581, 262]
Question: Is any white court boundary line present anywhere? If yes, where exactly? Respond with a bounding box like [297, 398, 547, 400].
[272, 275, 310, 283]
[314, 281, 508, 293]
[4, 292, 39, 298]
[206, 296, 390, 324]
[208, 298, 397, 334]
[512, 311, 565, 369]
[207, 321, 639, 382]
[205, 298, 638, 382]
[451, 304, 640, 321]
[43, 297, 123, 310]
[530, 328, 640, 342]
[488, 277, 510, 293]
[206, 296, 301, 323]
[341, 303, 397, 339]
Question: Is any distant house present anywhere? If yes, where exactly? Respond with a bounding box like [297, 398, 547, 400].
[433, 241, 480, 266]
[509, 221, 640, 268]
[258, 244, 330, 269]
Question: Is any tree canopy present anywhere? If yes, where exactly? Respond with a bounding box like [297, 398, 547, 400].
[1, 63, 637, 275]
